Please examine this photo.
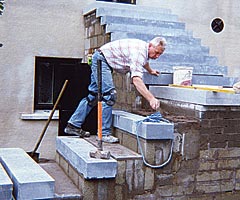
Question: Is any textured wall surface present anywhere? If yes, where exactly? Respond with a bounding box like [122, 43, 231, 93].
[139, 0, 240, 77]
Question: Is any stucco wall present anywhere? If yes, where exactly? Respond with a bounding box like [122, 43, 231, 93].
[138, 0, 240, 77]
[0, 0, 93, 159]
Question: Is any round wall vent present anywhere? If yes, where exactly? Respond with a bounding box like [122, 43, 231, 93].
[211, 18, 224, 33]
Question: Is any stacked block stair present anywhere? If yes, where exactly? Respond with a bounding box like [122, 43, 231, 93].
[83, 1, 237, 87]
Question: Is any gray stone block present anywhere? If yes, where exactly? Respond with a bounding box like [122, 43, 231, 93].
[96, 7, 178, 22]
[111, 32, 209, 55]
[112, 110, 174, 139]
[0, 163, 13, 200]
[56, 137, 117, 179]
[157, 53, 218, 66]
[101, 15, 185, 30]
[106, 23, 192, 37]
[149, 62, 228, 76]
[150, 86, 240, 106]
[0, 148, 55, 200]
[83, 2, 172, 15]
[143, 73, 236, 87]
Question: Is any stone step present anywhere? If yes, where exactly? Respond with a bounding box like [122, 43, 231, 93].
[56, 137, 118, 179]
[111, 32, 202, 45]
[149, 62, 227, 76]
[0, 163, 13, 200]
[157, 53, 218, 66]
[0, 148, 55, 200]
[142, 73, 236, 87]
[96, 7, 178, 22]
[39, 161, 82, 200]
[83, 2, 172, 15]
[106, 23, 192, 37]
[150, 86, 240, 106]
[112, 110, 174, 140]
[110, 32, 209, 55]
[101, 15, 185, 30]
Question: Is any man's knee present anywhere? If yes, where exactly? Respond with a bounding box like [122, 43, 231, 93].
[86, 92, 97, 107]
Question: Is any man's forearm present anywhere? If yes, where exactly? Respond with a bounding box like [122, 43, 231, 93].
[143, 63, 152, 73]
[132, 76, 155, 102]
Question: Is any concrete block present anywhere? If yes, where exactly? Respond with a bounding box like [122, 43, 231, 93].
[150, 86, 240, 106]
[0, 163, 13, 200]
[56, 137, 117, 179]
[0, 148, 55, 200]
[112, 110, 174, 140]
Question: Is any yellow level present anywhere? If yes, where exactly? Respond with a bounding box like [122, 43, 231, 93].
[169, 84, 236, 94]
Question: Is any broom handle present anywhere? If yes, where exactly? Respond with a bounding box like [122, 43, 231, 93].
[33, 80, 69, 153]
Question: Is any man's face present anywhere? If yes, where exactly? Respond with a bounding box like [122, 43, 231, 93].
[148, 43, 164, 59]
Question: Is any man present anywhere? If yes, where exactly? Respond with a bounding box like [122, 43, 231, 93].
[65, 37, 167, 143]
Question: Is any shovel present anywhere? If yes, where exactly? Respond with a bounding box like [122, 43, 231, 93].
[28, 80, 68, 162]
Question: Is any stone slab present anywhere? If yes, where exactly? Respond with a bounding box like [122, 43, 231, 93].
[112, 110, 174, 139]
[0, 148, 55, 200]
[150, 86, 240, 106]
[56, 137, 117, 179]
[0, 163, 13, 200]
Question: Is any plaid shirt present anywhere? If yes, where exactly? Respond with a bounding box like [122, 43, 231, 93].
[99, 39, 149, 78]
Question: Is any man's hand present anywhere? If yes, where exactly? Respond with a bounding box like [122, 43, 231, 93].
[143, 63, 160, 76]
[149, 98, 160, 110]
[149, 70, 160, 76]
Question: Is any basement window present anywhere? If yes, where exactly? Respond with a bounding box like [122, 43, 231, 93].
[34, 56, 83, 110]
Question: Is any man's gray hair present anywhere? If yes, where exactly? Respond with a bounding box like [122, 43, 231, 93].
[150, 37, 167, 49]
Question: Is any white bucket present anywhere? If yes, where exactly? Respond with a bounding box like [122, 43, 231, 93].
[173, 66, 193, 86]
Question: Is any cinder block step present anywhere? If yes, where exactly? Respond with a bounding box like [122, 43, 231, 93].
[143, 73, 236, 87]
[0, 163, 13, 200]
[112, 110, 174, 140]
[150, 86, 240, 106]
[56, 137, 117, 179]
[0, 148, 55, 200]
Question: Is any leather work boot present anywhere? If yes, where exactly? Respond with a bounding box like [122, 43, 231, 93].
[64, 123, 90, 138]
